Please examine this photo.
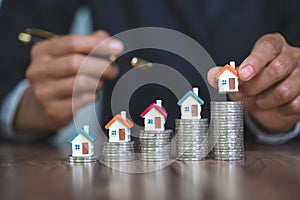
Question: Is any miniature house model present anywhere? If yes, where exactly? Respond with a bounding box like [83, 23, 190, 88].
[216, 61, 239, 94]
[140, 100, 168, 131]
[105, 111, 134, 142]
[68, 125, 96, 157]
[177, 87, 204, 119]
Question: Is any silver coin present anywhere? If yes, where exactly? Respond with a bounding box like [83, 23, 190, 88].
[140, 158, 171, 162]
[140, 129, 173, 134]
[213, 150, 244, 154]
[67, 155, 97, 163]
[140, 156, 171, 160]
[177, 153, 209, 157]
[103, 157, 135, 162]
[177, 150, 209, 154]
[177, 157, 206, 161]
[140, 148, 171, 152]
[176, 118, 208, 122]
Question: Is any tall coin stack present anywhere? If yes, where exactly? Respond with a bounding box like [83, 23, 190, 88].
[175, 119, 209, 161]
[139, 130, 172, 161]
[210, 101, 244, 161]
[102, 141, 135, 161]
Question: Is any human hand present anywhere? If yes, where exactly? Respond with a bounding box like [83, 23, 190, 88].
[208, 33, 300, 133]
[15, 31, 124, 132]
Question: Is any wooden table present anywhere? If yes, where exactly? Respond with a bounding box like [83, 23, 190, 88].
[0, 137, 300, 200]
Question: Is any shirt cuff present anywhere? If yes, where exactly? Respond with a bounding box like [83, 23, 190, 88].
[245, 112, 300, 145]
[0, 80, 29, 138]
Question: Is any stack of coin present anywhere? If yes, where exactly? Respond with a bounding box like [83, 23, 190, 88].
[210, 101, 244, 161]
[67, 155, 97, 163]
[139, 130, 172, 161]
[175, 119, 209, 161]
[102, 141, 135, 162]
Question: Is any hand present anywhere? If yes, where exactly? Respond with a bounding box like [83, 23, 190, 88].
[14, 31, 124, 133]
[208, 33, 300, 133]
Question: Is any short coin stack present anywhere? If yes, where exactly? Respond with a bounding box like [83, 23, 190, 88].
[210, 101, 244, 161]
[67, 155, 97, 163]
[175, 119, 209, 161]
[102, 141, 135, 162]
[139, 130, 172, 161]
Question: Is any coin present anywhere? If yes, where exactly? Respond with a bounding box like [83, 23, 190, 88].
[210, 101, 245, 161]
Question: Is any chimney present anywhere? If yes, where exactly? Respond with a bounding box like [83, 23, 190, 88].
[156, 100, 162, 107]
[83, 125, 89, 134]
[229, 61, 236, 69]
[193, 87, 199, 96]
[121, 111, 126, 120]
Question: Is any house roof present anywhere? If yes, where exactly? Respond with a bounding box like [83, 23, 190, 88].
[67, 129, 96, 143]
[140, 103, 168, 118]
[177, 90, 204, 105]
[215, 64, 239, 79]
[105, 114, 134, 129]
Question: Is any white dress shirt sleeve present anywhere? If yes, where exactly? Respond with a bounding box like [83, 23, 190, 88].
[0, 80, 29, 138]
[245, 112, 300, 145]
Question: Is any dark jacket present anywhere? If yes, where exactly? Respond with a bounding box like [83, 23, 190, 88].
[1, 0, 300, 129]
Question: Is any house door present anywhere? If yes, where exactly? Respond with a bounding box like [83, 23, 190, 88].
[191, 105, 198, 116]
[82, 142, 89, 154]
[119, 129, 125, 141]
[155, 117, 161, 128]
[229, 78, 235, 90]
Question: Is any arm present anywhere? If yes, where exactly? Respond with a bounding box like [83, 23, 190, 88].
[13, 31, 124, 134]
[208, 33, 300, 136]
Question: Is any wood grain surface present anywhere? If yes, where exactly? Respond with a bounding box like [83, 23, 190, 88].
[0, 137, 300, 200]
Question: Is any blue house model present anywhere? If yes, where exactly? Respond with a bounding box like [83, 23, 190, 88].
[177, 87, 204, 119]
[68, 125, 96, 157]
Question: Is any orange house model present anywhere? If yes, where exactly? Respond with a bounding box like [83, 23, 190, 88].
[216, 61, 239, 94]
[105, 111, 134, 142]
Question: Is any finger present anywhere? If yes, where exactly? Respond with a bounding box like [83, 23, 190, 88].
[46, 54, 119, 79]
[239, 33, 284, 81]
[36, 76, 103, 100]
[207, 66, 223, 88]
[92, 30, 110, 38]
[278, 95, 300, 116]
[32, 34, 124, 57]
[239, 51, 296, 96]
[256, 69, 300, 110]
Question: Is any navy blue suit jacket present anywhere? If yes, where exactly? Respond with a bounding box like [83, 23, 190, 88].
[1, 0, 300, 129]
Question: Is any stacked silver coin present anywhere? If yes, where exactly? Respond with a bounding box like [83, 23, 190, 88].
[67, 155, 97, 163]
[102, 141, 135, 161]
[211, 101, 244, 161]
[139, 130, 172, 161]
[175, 119, 209, 161]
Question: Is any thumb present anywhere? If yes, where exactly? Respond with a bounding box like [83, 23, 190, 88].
[207, 66, 222, 89]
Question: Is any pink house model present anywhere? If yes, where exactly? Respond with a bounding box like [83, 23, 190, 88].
[105, 111, 134, 142]
[216, 61, 239, 94]
[140, 100, 168, 131]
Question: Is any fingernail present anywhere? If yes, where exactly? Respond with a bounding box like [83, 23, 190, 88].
[240, 65, 254, 80]
[108, 40, 124, 51]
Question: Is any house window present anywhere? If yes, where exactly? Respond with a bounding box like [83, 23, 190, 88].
[222, 80, 227, 85]
[112, 130, 117, 136]
[148, 119, 153, 124]
[184, 107, 189, 112]
[75, 144, 80, 150]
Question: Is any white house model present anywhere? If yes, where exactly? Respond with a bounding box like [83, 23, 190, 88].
[177, 87, 204, 119]
[140, 100, 168, 131]
[68, 125, 96, 157]
[216, 61, 239, 94]
[105, 111, 134, 142]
